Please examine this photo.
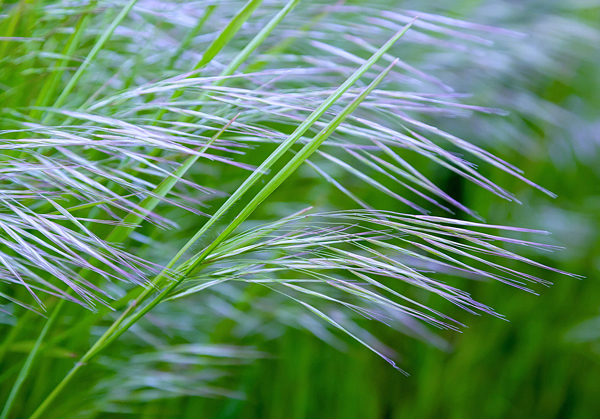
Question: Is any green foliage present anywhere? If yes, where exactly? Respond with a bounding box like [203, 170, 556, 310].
[0, 0, 598, 418]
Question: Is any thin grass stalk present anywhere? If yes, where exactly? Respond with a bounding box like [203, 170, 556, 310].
[0, 0, 29, 59]
[244, 0, 342, 73]
[183, 60, 400, 275]
[153, 0, 264, 123]
[174, 0, 301, 126]
[195, 0, 264, 71]
[85, 59, 399, 363]
[96, 22, 415, 329]
[167, 5, 217, 69]
[29, 1, 98, 120]
[28, 48, 403, 418]
[0, 302, 61, 419]
[4, 120, 236, 419]
[212, 0, 300, 84]
[41, 0, 138, 124]
[158, 21, 416, 275]
[84, 18, 415, 330]
[177, 0, 301, 125]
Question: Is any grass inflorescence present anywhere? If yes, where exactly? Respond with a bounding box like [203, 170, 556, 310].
[0, 1, 576, 417]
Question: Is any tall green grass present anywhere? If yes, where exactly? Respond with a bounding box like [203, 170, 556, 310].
[0, 0, 589, 417]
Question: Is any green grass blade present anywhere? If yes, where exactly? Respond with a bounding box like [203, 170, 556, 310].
[153, 0, 262, 123]
[162, 22, 414, 272]
[193, 0, 263, 71]
[106, 116, 237, 244]
[184, 59, 399, 272]
[0, 0, 28, 59]
[28, 22, 411, 418]
[29, 1, 97, 120]
[177, 0, 299, 121]
[97, 58, 398, 352]
[42, 0, 138, 123]
[213, 0, 300, 83]
[167, 5, 217, 69]
[131, 20, 413, 293]
[244, 0, 333, 73]
[0, 304, 61, 419]
[18, 119, 234, 419]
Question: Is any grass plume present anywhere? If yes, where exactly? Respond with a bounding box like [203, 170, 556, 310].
[0, 1, 579, 417]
